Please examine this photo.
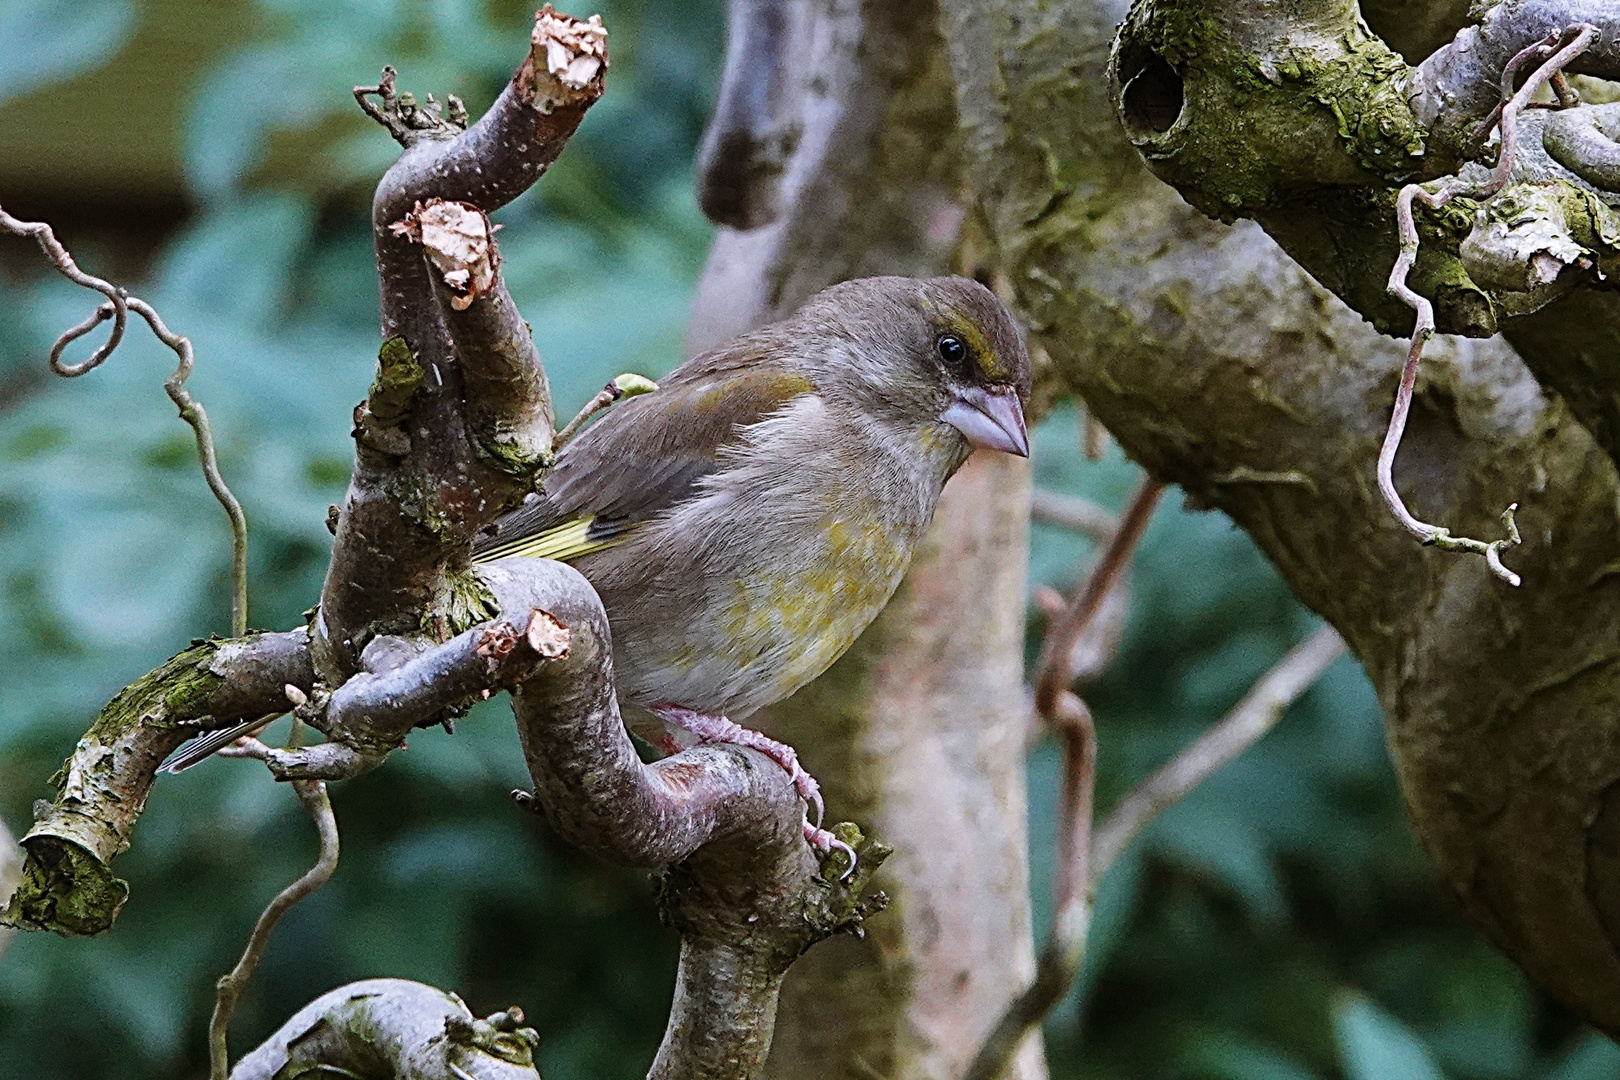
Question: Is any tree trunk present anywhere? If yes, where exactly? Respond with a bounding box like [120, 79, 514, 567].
[939, 0, 1620, 1036]
[688, 2, 1045, 1075]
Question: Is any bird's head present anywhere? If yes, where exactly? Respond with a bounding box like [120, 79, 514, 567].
[798, 275, 1031, 458]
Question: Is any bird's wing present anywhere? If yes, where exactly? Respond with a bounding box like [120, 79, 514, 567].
[472, 359, 815, 563]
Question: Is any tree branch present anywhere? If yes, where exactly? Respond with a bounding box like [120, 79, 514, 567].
[228, 978, 544, 1080]
[1032, 478, 1163, 717]
[946, 0, 1620, 1034]
[2, 629, 313, 936]
[316, 6, 607, 679]
[1107, 0, 1620, 474]
[697, 0, 798, 229]
[1414, 0, 1620, 159]
[11, 14, 891, 1080]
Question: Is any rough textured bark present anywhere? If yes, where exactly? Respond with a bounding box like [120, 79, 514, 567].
[689, 2, 1045, 1077]
[315, 23, 601, 678]
[1106, 0, 1620, 469]
[2, 629, 314, 936]
[940, 0, 1620, 1036]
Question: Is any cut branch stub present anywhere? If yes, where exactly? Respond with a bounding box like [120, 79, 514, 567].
[2, 631, 314, 936]
[522, 5, 609, 113]
[391, 199, 501, 312]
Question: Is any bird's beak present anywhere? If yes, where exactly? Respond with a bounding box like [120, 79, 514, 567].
[941, 385, 1029, 457]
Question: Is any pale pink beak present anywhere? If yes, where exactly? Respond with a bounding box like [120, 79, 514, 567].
[941, 385, 1029, 457]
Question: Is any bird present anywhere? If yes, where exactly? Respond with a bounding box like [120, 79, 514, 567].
[164, 275, 1031, 862]
[472, 274, 1030, 858]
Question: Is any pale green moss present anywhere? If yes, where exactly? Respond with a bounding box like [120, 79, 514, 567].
[369, 335, 425, 425]
[0, 836, 129, 937]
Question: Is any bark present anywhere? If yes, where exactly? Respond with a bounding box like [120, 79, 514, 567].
[315, 17, 603, 678]
[1105, 0, 1620, 469]
[689, 3, 1045, 1077]
[0, 818, 20, 964]
[2, 629, 313, 936]
[229, 978, 543, 1080]
[941, 0, 1620, 1035]
[493, 558, 893, 1080]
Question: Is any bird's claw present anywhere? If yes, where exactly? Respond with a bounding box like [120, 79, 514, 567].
[804, 821, 858, 880]
[650, 704, 826, 824]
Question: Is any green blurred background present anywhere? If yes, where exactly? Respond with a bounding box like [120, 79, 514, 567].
[0, 2, 1613, 1078]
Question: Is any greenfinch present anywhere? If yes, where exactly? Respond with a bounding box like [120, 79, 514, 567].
[474, 275, 1030, 854]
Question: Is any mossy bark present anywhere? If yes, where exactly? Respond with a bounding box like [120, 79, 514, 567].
[943, 0, 1620, 1035]
[3, 630, 313, 936]
[1107, 0, 1620, 471]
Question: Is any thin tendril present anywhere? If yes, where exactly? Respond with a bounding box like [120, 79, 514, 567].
[0, 208, 250, 634]
[1381, 24, 1595, 587]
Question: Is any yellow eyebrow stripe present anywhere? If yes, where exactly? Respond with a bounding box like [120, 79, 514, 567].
[944, 313, 1005, 381]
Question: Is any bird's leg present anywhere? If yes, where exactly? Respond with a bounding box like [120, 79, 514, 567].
[648, 703, 856, 872]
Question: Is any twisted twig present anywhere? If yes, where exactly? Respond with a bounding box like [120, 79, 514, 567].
[0, 208, 250, 633]
[967, 475, 1342, 1080]
[1031, 478, 1164, 717]
[1383, 24, 1596, 587]
[208, 776, 340, 1080]
[962, 480, 1162, 1080]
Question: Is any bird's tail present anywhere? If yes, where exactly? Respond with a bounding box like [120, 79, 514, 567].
[159, 713, 283, 774]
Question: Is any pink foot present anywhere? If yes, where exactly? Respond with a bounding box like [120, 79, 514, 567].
[650, 704, 856, 877]
[802, 820, 859, 880]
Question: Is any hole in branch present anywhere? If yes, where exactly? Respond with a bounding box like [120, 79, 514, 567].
[1121, 53, 1184, 136]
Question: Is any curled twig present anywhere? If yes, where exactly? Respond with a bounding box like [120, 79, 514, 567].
[960, 481, 1161, 1080]
[208, 778, 340, 1080]
[962, 691, 1095, 1080]
[1383, 25, 1594, 587]
[0, 208, 251, 632]
[0, 207, 129, 376]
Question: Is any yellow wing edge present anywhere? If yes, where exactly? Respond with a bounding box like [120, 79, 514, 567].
[473, 515, 629, 564]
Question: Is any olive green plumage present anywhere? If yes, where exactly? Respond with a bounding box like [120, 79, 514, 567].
[473, 275, 1031, 729]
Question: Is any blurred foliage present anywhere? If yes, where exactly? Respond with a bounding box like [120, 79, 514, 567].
[0, 2, 1615, 1079]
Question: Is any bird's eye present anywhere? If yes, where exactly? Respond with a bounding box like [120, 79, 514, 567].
[937, 335, 967, 366]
